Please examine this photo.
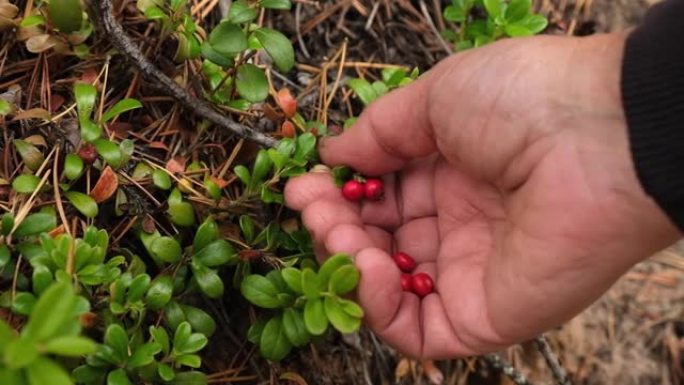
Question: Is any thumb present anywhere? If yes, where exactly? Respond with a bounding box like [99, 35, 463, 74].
[320, 68, 441, 175]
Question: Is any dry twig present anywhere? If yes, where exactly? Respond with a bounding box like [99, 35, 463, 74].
[86, 0, 278, 148]
[535, 335, 573, 385]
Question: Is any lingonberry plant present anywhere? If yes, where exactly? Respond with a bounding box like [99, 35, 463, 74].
[442, 0, 548, 50]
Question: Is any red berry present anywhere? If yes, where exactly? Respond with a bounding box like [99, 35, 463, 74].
[78, 143, 98, 165]
[401, 273, 412, 292]
[393, 252, 417, 273]
[341, 180, 365, 202]
[364, 178, 384, 201]
[411, 273, 434, 298]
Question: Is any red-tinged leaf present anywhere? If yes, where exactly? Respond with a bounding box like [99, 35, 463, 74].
[166, 157, 186, 174]
[90, 166, 118, 203]
[48, 224, 66, 238]
[210, 176, 228, 189]
[49, 95, 65, 113]
[276, 88, 297, 118]
[280, 372, 308, 385]
[108, 122, 132, 139]
[281, 121, 295, 138]
[80, 69, 99, 85]
[12, 108, 51, 121]
[148, 141, 169, 151]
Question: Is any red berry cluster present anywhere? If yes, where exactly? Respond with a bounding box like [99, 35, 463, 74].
[393, 252, 434, 298]
[341, 178, 384, 202]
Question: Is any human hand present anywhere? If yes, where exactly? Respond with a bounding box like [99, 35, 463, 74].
[284, 33, 679, 359]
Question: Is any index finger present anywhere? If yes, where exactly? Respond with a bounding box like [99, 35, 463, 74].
[320, 69, 440, 175]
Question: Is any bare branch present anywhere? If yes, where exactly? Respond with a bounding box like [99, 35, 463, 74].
[484, 354, 536, 385]
[87, 0, 279, 148]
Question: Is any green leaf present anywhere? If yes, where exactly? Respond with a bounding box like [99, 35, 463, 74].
[152, 169, 172, 190]
[303, 297, 328, 336]
[104, 324, 129, 363]
[0, 368, 26, 385]
[339, 298, 364, 318]
[233, 165, 251, 186]
[74, 83, 97, 124]
[235, 64, 269, 103]
[346, 78, 377, 106]
[80, 120, 102, 143]
[176, 354, 202, 368]
[209, 21, 248, 55]
[173, 322, 208, 355]
[328, 264, 360, 295]
[317, 253, 353, 288]
[0, 99, 11, 116]
[240, 275, 282, 308]
[443, 3, 467, 22]
[0, 244, 10, 268]
[180, 305, 216, 337]
[146, 276, 174, 310]
[26, 358, 73, 385]
[193, 217, 219, 252]
[282, 308, 309, 347]
[4, 339, 39, 369]
[13, 139, 44, 171]
[158, 364, 175, 381]
[228, 0, 258, 23]
[251, 149, 273, 184]
[14, 212, 56, 237]
[1, 214, 13, 236]
[149, 236, 182, 264]
[239, 215, 255, 242]
[169, 371, 208, 385]
[253, 27, 295, 72]
[128, 342, 162, 368]
[93, 139, 123, 169]
[381, 67, 408, 88]
[191, 260, 224, 298]
[164, 301, 187, 331]
[259, 315, 292, 361]
[127, 273, 151, 302]
[12, 174, 41, 194]
[150, 326, 170, 356]
[20, 15, 46, 28]
[22, 282, 75, 342]
[44, 336, 96, 357]
[324, 296, 361, 334]
[64, 191, 99, 218]
[48, 0, 82, 33]
[64, 153, 84, 180]
[506, 0, 531, 22]
[294, 133, 317, 162]
[301, 268, 321, 300]
[512, 14, 548, 34]
[247, 319, 266, 344]
[194, 239, 236, 267]
[483, 0, 503, 18]
[261, 0, 292, 9]
[107, 368, 132, 385]
[168, 200, 196, 226]
[281, 268, 303, 294]
[11, 292, 36, 315]
[102, 98, 143, 123]
[200, 42, 235, 67]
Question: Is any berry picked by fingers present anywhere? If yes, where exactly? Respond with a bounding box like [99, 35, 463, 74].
[364, 178, 385, 201]
[341, 180, 365, 202]
[411, 273, 435, 298]
[393, 252, 417, 273]
[401, 273, 413, 292]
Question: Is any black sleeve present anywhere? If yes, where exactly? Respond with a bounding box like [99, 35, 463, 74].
[622, 0, 684, 230]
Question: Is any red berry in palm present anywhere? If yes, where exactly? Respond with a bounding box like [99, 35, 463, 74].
[411, 273, 434, 298]
[364, 178, 384, 201]
[401, 273, 412, 292]
[341, 180, 365, 202]
[393, 252, 417, 273]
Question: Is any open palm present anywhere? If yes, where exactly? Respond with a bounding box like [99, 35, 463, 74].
[285, 34, 677, 359]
